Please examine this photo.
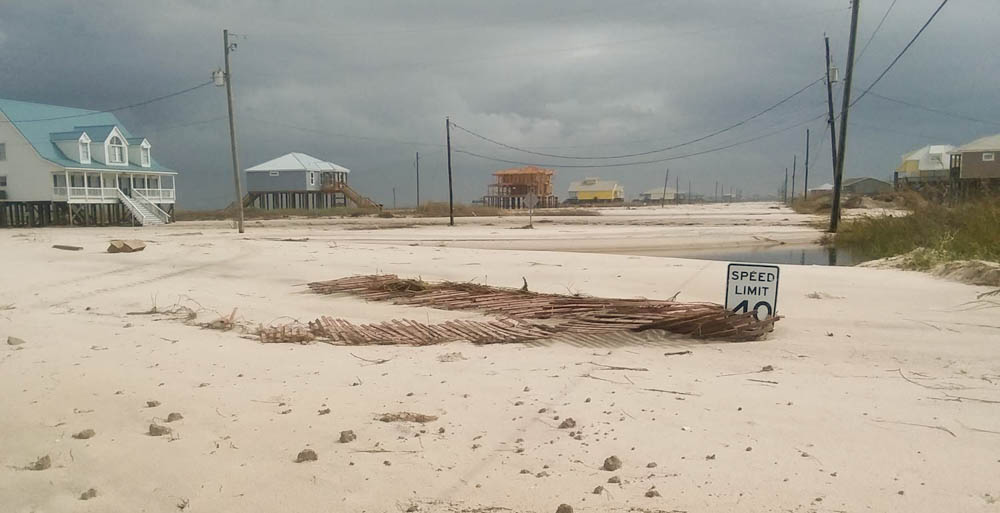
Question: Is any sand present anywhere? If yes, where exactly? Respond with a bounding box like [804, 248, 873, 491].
[1, 202, 998, 513]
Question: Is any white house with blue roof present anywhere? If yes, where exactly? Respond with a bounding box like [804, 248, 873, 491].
[0, 98, 177, 226]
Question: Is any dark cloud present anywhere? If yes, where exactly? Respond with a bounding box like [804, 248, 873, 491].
[1, 0, 996, 208]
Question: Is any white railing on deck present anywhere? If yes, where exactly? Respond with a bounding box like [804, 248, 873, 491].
[132, 190, 171, 224]
[132, 188, 176, 202]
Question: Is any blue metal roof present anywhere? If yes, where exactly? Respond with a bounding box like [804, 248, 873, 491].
[50, 130, 88, 142]
[0, 98, 175, 173]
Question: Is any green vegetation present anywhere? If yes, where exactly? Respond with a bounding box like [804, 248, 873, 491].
[829, 195, 1000, 269]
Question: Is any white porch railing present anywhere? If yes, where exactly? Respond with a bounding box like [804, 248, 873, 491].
[56, 186, 121, 202]
[132, 190, 171, 224]
[132, 188, 176, 201]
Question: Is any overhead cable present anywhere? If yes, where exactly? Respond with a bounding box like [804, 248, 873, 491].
[7, 81, 214, 123]
[450, 77, 824, 160]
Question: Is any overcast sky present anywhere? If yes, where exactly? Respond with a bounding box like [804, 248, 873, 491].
[1, 0, 997, 208]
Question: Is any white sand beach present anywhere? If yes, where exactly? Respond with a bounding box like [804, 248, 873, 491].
[2, 202, 998, 513]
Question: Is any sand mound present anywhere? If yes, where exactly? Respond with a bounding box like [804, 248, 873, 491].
[860, 249, 1000, 287]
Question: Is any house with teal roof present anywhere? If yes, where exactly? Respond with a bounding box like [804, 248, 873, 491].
[0, 98, 177, 226]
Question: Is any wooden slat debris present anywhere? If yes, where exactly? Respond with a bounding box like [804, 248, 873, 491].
[258, 274, 779, 345]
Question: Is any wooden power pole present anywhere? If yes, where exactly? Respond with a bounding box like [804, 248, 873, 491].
[661, 168, 670, 208]
[791, 155, 797, 202]
[831, 0, 861, 233]
[784, 168, 788, 204]
[415, 152, 420, 208]
[825, 35, 839, 187]
[804, 129, 811, 200]
[223, 29, 244, 233]
[446, 117, 454, 226]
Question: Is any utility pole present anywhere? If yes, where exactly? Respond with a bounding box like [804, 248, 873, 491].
[415, 152, 420, 208]
[831, 0, 861, 233]
[791, 155, 797, 202]
[222, 29, 244, 233]
[784, 168, 788, 204]
[825, 35, 839, 182]
[392, 187, 396, 209]
[804, 129, 811, 199]
[687, 180, 692, 204]
[445, 117, 454, 226]
[715, 181, 719, 202]
[660, 168, 670, 208]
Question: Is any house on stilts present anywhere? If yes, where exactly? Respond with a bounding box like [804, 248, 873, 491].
[0, 98, 177, 227]
[243, 152, 379, 210]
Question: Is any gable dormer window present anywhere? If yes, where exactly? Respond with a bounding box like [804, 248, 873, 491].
[109, 136, 125, 163]
[141, 146, 150, 167]
[80, 141, 91, 164]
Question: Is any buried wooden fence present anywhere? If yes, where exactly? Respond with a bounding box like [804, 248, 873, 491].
[258, 274, 778, 345]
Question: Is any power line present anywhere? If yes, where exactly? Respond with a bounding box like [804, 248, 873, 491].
[867, 91, 1000, 127]
[241, 113, 445, 148]
[850, 0, 950, 108]
[855, 0, 899, 63]
[450, 77, 824, 160]
[454, 111, 828, 169]
[6, 81, 214, 123]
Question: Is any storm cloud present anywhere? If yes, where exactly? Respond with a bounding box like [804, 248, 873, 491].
[1, 0, 997, 208]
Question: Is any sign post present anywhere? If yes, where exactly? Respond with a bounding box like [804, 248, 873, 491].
[525, 191, 538, 229]
[725, 263, 780, 321]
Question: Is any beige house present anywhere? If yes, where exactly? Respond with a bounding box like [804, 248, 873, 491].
[952, 134, 1000, 180]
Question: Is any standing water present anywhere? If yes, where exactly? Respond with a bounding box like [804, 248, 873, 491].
[655, 244, 862, 266]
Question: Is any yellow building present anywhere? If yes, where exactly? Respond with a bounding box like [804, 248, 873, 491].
[566, 177, 624, 204]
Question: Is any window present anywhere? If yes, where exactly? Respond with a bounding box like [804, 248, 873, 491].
[109, 136, 125, 163]
[983, 152, 995, 162]
[309, 172, 316, 186]
[269, 171, 280, 177]
[0, 176, 6, 187]
[141, 146, 150, 167]
[80, 141, 91, 163]
[0, 142, 6, 161]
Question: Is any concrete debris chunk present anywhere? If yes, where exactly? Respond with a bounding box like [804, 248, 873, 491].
[107, 239, 146, 253]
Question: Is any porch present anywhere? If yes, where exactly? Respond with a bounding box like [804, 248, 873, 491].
[52, 170, 176, 204]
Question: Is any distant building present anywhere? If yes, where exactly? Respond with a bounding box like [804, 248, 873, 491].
[566, 177, 624, 204]
[842, 177, 892, 196]
[896, 144, 954, 185]
[482, 166, 557, 209]
[0, 98, 177, 227]
[637, 187, 676, 204]
[808, 183, 834, 197]
[244, 152, 378, 210]
[951, 134, 1000, 181]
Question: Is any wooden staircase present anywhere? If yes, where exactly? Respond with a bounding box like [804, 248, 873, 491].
[321, 182, 380, 209]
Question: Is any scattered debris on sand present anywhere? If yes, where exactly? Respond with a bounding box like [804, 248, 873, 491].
[558, 418, 577, 429]
[166, 412, 184, 423]
[607, 475, 621, 484]
[556, 504, 574, 513]
[79, 488, 98, 500]
[645, 487, 661, 498]
[295, 448, 318, 462]
[377, 412, 438, 423]
[26, 455, 51, 471]
[7, 336, 27, 346]
[146, 400, 161, 408]
[72, 428, 96, 439]
[318, 408, 331, 416]
[107, 239, 146, 253]
[52, 245, 83, 251]
[602, 455, 622, 471]
[339, 430, 357, 443]
[148, 423, 172, 436]
[593, 486, 605, 494]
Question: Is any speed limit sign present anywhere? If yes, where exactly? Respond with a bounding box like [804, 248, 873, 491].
[725, 263, 780, 320]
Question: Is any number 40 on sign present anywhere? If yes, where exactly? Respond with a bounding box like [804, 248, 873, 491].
[725, 263, 780, 321]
